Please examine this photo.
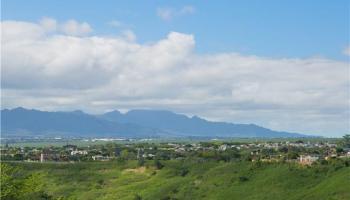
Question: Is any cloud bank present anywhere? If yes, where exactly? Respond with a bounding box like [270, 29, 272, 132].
[1, 19, 349, 136]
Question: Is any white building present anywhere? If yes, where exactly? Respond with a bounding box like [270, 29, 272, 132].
[40, 153, 44, 163]
[70, 150, 88, 156]
[218, 144, 228, 151]
[92, 155, 110, 161]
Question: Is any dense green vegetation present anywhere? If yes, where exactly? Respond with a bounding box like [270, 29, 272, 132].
[2, 136, 349, 199]
[2, 158, 349, 200]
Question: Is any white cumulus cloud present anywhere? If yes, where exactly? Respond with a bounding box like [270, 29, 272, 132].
[60, 19, 92, 36]
[1, 19, 349, 137]
[157, 5, 195, 21]
[121, 29, 136, 41]
[39, 17, 57, 32]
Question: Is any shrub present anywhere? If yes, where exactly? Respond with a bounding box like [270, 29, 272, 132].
[179, 167, 189, 177]
[239, 176, 249, 182]
[134, 194, 142, 200]
[138, 158, 145, 167]
[154, 159, 164, 169]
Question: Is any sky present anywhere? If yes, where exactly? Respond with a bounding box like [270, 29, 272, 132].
[1, 0, 349, 137]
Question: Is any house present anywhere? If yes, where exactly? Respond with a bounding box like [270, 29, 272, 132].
[218, 144, 228, 151]
[0, 147, 8, 155]
[299, 155, 319, 165]
[142, 153, 155, 158]
[70, 150, 88, 156]
[92, 155, 110, 161]
[250, 150, 260, 155]
[325, 152, 339, 160]
[40, 150, 60, 162]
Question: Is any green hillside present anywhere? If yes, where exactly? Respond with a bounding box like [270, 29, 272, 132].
[2, 160, 349, 200]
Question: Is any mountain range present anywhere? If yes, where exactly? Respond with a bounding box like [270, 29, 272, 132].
[1, 107, 309, 138]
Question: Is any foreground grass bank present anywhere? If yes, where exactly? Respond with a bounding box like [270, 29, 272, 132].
[2, 159, 349, 200]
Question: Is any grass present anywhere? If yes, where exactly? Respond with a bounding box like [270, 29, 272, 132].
[5, 160, 350, 200]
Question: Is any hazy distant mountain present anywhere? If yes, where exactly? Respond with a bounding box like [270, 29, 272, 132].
[1, 107, 308, 138]
[100, 109, 306, 138]
[1, 107, 162, 138]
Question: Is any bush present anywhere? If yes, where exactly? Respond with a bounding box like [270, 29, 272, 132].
[177, 166, 189, 177]
[138, 158, 145, 167]
[134, 194, 142, 200]
[154, 159, 164, 169]
[161, 196, 171, 200]
[0, 163, 48, 200]
[239, 176, 249, 182]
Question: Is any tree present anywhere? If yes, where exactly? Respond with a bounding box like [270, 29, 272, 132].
[342, 134, 350, 148]
[1, 163, 20, 199]
[239, 176, 249, 182]
[287, 152, 299, 159]
[154, 159, 164, 169]
[336, 147, 344, 153]
[120, 149, 129, 160]
[178, 166, 189, 177]
[138, 157, 145, 167]
[1, 163, 46, 200]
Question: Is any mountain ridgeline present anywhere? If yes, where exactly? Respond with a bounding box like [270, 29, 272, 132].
[1, 107, 307, 138]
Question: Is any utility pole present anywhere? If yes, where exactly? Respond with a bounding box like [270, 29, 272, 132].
[137, 148, 140, 159]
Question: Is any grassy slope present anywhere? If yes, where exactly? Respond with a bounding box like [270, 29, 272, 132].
[8, 161, 350, 200]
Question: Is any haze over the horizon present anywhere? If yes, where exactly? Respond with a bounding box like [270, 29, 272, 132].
[1, 0, 349, 137]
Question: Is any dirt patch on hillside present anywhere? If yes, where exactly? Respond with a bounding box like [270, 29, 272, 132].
[123, 167, 146, 174]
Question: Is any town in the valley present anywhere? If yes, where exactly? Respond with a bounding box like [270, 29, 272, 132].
[1, 135, 350, 166]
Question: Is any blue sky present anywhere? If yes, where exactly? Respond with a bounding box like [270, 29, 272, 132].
[2, 0, 349, 60]
[1, 1, 349, 136]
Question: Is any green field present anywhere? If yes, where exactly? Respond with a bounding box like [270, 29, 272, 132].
[2, 159, 349, 200]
